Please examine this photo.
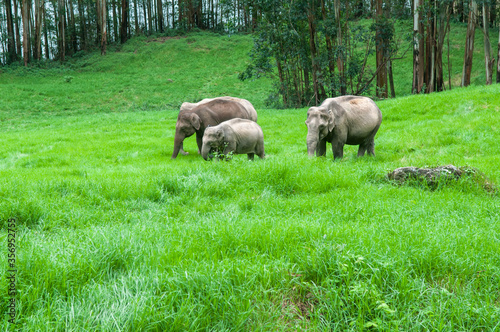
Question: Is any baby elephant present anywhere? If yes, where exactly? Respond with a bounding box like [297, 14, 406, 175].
[201, 118, 265, 160]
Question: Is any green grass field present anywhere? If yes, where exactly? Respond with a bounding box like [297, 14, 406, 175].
[1, 30, 500, 331]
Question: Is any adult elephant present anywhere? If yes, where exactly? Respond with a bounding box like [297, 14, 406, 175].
[172, 99, 255, 159]
[180, 96, 257, 121]
[305, 95, 382, 159]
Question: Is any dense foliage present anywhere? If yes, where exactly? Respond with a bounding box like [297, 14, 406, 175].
[239, 1, 410, 107]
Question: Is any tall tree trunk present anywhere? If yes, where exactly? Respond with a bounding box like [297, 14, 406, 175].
[436, 0, 451, 92]
[107, 4, 112, 39]
[413, 0, 424, 93]
[165, 0, 169, 28]
[462, 0, 477, 87]
[334, 0, 346, 95]
[425, 0, 436, 93]
[43, 4, 49, 59]
[98, 0, 107, 55]
[307, 4, 319, 105]
[142, 0, 148, 31]
[276, 59, 287, 106]
[67, 0, 77, 53]
[490, 0, 496, 26]
[21, 0, 29, 66]
[172, 0, 175, 28]
[147, 0, 152, 32]
[321, 0, 335, 94]
[77, 0, 87, 49]
[0, 13, 6, 64]
[120, 0, 128, 42]
[5, 0, 18, 63]
[388, 60, 396, 98]
[57, 0, 65, 61]
[13, 0, 22, 56]
[447, 18, 452, 89]
[375, 0, 388, 98]
[34, 0, 43, 60]
[133, 0, 139, 33]
[31, 1, 36, 57]
[482, 3, 494, 85]
[497, 16, 500, 83]
[112, 0, 118, 41]
[157, 0, 163, 32]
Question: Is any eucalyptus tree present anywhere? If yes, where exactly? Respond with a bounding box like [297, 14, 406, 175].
[462, 0, 477, 86]
[413, 0, 454, 93]
[482, 0, 494, 85]
[498, 16, 500, 83]
[33, 0, 44, 60]
[241, 0, 409, 107]
[21, 0, 29, 65]
[4, 0, 18, 63]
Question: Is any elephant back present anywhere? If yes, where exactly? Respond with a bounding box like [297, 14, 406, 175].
[196, 99, 251, 124]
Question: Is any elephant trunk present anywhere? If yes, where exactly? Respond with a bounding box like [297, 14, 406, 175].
[306, 132, 318, 157]
[171, 134, 185, 159]
[201, 143, 210, 160]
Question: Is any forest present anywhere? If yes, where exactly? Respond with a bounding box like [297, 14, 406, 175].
[1, 0, 500, 106]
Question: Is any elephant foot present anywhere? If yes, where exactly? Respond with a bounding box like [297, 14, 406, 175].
[180, 149, 189, 156]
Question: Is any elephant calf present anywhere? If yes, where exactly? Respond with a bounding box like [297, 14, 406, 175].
[202, 118, 265, 160]
[305, 95, 382, 159]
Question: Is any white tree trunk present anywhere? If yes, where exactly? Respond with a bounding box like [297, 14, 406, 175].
[483, 4, 493, 85]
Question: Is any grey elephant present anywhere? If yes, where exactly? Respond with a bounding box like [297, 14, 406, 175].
[201, 118, 265, 161]
[305, 95, 382, 159]
[180, 96, 258, 122]
[172, 99, 257, 159]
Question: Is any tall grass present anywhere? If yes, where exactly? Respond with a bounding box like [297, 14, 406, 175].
[1, 31, 500, 330]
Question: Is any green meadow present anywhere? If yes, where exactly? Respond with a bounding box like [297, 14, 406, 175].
[1, 31, 500, 330]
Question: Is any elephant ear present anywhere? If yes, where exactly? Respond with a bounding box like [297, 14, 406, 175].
[318, 107, 335, 132]
[326, 107, 335, 132]
[216, 129, 224, 141]
[190, 114, 201, 130]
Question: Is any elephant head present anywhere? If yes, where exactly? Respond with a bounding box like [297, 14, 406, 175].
[171, 113, 202, 159]
[201, 127, 224, 160]
[305, 106, 335, 157]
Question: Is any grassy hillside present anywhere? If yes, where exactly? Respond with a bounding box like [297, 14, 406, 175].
[1, 22, 498, 114]
[1, 31, 500, 330]
[0, 32, 272, 118]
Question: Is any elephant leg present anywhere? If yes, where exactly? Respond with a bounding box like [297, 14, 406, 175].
[247, 153, 255, 161]
[196, 133, 203, 154]
[366, 139, 376, 156]
[180, 142, 189, 155]
[255, 141, 265, 159]
[357, 138, 375, 157]
[332, 141, 344, 159]
[317, 139, 327, 157]
[357, 144, 367, 157]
